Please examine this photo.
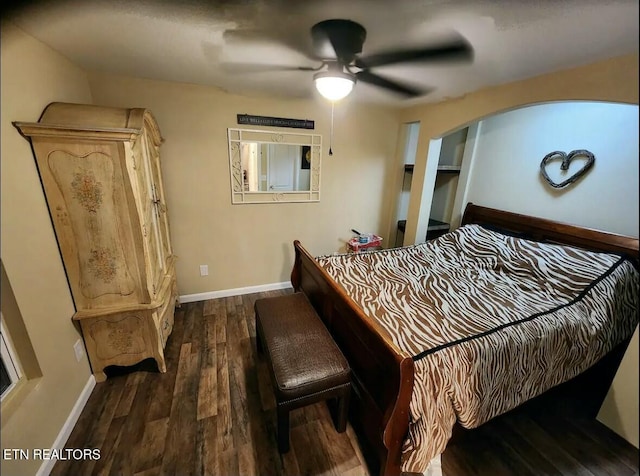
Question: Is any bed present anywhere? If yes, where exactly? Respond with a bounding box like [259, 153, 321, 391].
[290, 203, 639, 476]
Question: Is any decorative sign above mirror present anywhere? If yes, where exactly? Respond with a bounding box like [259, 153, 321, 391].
[237, 114, 315, 129]
[228, 128, 322, 204]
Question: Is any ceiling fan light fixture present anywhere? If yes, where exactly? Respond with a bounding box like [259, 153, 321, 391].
[313, 71, 355, 101]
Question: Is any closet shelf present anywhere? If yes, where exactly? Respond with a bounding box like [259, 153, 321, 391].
[437, 165, 461, 173]
[404, 164, 461, 174]
[397, 218, 450, 234]
[427, 218, 450, 231]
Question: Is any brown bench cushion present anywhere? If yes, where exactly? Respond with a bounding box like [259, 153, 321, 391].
[255, 292, 350, 401]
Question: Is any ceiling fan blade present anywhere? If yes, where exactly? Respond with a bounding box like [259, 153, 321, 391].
[355, 37, 473, 69]
[356, 71, 429, 98]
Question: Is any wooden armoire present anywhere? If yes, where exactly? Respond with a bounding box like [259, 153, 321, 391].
[14, 102, 178, 382]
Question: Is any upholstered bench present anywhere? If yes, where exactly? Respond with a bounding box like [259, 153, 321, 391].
[254, 292, 351, 453]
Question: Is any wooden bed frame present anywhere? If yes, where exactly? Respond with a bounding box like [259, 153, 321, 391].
[290, 203, 639, 476]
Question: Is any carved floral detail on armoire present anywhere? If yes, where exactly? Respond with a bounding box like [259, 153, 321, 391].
[14, 102, 179, 382]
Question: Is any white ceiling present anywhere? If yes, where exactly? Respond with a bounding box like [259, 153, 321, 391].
[4, 0, 639, 106]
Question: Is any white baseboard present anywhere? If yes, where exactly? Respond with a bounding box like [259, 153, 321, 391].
[179, 281, 293, 303]
[36, 375, 96, 476]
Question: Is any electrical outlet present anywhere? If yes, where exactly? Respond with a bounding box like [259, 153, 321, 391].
[199, 264, 209, 276]
[73, 339, 85, 362]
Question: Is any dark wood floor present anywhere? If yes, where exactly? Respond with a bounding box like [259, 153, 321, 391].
[52, 291, 639, 476]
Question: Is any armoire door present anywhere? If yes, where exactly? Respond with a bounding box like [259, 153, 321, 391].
[135, 133, 165, 299]
[144, 130, 173, 265]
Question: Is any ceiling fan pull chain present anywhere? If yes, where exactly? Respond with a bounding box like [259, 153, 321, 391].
[329, 101, 334, 156]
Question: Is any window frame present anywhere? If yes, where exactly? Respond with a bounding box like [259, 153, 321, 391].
[1, 313, 23, 400]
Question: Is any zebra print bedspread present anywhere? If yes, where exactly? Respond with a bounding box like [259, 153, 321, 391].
[316, 224, 639, 473]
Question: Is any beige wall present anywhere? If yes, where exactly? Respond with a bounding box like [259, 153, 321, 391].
[396, 54, 639, 245]
[86, 73, 401, 295]
[1, 23, 94, 476]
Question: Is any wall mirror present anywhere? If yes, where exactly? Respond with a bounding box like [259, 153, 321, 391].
[228, 128, 322, 204]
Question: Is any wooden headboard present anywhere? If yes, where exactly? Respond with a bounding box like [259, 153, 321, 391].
[461, 203, 639, 265]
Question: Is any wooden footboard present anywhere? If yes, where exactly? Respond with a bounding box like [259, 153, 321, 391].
[291, 240, 414, 476]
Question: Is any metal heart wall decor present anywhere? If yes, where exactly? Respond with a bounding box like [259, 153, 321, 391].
[539, 149, 595, 189]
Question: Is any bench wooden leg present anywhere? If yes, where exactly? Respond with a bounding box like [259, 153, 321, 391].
[327, 386, 351, 433]
[335, 389, 350, 433]
[256, 332, 263, 355]
[255, 314, 264, 355]
[277, 404, 290, 453]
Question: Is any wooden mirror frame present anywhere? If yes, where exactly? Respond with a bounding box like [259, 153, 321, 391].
[227, 128, 322, 204]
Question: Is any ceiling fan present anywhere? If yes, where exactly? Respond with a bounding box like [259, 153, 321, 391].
[224, 19, 474, 101]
